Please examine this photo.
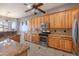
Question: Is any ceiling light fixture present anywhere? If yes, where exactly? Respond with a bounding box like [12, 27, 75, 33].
[27, 5, 32, 9]
[24, 3, 32, 9]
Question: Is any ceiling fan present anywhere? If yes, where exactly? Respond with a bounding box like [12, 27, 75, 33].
[24, 3, 46, 15]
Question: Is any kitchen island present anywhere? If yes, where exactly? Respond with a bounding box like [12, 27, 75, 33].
[0, 39, 29, 56]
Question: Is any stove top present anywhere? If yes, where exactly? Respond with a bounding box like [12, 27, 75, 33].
[39, 31, 50, 36]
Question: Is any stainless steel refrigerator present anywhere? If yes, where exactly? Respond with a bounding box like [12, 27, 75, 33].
[72, 19, 79, 55]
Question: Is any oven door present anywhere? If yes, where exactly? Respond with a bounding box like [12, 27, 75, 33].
[40, 36, 48, 46]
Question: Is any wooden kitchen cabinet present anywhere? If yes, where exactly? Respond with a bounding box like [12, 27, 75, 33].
[29, 16, 41, 30]
[28, 8, 79, 30]
[59, 12, 65, 28]
[64, 8, 79, 28]
[49, 12, 65, 28]
[48, 36, 55, 48]
[48, 35, 73, 52]
[64, 37, 73, 52]
[34, 17, 40, 29]
[49, 8, 79, 29]
[25, 34, 32, 42]
[49, 14, 55, 28]
[11, 35, 20, 42]
[71, 8, 79, 24]
[36, 17, 41, 29]
[59, 38, 65, 50]
[59, 37, 73, 52]
[31, 34, 40, 44]
[48, 36, 60, 49]
[64, 10, 72, 28]
[54, 37, 60, 48]
[54, 13, 62, 28]
[43, 15, 50, 23]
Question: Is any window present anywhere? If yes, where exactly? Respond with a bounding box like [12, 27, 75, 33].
[0, 20, 3, 32]
[0, 19, 17, 32]
[12, 21, 17, 31]
[3, 20, 9, 31]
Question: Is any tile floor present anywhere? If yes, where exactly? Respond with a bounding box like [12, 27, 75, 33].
[25, 41, 73, 56]
[20, 36, 73, 56]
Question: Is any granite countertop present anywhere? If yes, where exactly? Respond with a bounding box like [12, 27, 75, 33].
[49, 34, 72, 38]
[27, 31, 72, 38]
[0, 39, 29, 56]
[0, 31, 17, 38]
[0, 31, 19, 42]
[27, 32, 39, 35]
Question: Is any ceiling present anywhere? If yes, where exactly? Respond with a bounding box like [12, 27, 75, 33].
[0, 3, 65, 18]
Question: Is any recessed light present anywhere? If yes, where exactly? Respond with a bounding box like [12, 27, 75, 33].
[27, 5, 32, 9]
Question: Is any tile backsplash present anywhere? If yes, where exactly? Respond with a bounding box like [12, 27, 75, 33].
[50, 28, 72, 36]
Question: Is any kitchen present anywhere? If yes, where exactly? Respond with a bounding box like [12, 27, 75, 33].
[0, 3, 79, 56]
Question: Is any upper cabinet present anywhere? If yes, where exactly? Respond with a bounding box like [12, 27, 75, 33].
[54, 13, 62, 28]
[49, 14, 55, 28]
[43, 15, 50, 23]
[71, 8, 79, 24]
[49, 8, 79, 29]
[50, 12, 65, 28]
[28, 8, 79, 29]
[59, 12, 65, 28]
[64, 10, 72, 28]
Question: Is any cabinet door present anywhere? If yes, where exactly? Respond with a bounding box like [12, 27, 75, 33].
[54, 37, 60, 48]
[25, 34, 31, 42]
[64, 11, 69, 28]
[59, 38, 65, 50]
[59, 12, 65, 28]
[72, 8, 79, 25]
[48, 36, 56, 48]
[34, 17, 40, 29]
[64, 10, 72, 28]
[48, 36, 60, 49]
[40, 16, 44, 23]
[37, 17, 41, 29]
[32, 34, 40, 44]
[54, 14, 58, 28]
[54, 13, 61, 28]
[64, 37, 73, 52]
[49, 14, 55, 28]
[43, 15, 50, 23]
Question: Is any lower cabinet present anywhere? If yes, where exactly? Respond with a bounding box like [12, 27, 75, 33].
[48, 35, 73, 53]
[25, 34, 40, 44]
[11, 35, 20, 42]
[31, 34, 40, 44]
[64, 38, 73, 52]
[25, 34, 31, 42]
